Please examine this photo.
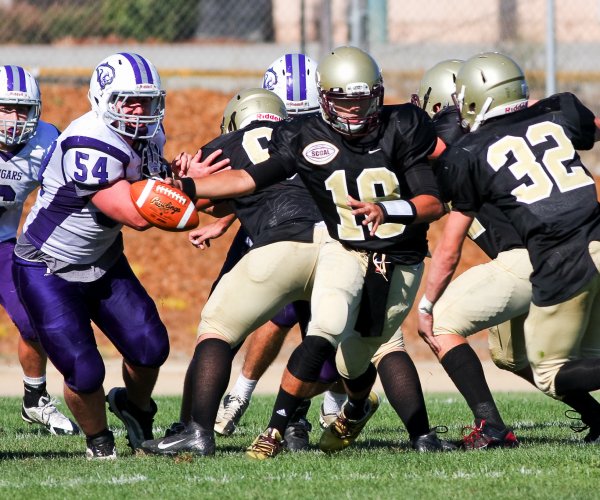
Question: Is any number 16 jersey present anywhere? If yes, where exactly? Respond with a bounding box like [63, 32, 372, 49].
[246, 104, 440, 265]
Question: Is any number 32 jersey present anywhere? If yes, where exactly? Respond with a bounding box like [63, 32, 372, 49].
[437, 93, 600, 306]
[22, 111, 165, 264]
[246, 104, 440, 265]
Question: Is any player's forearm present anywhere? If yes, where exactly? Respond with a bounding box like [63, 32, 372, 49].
[179, 170, 256, 200]
[424, 245, 462, 304]
[411, 194, 445, 223]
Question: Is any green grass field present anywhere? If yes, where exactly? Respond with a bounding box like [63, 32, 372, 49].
[0, 393, 599, 499]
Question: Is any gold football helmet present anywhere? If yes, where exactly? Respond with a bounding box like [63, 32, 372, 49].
[220, 88, 288, 135]
[454, 52, 529, 132]
[412, 59, 463, 118]
[316, 46, 384, 137]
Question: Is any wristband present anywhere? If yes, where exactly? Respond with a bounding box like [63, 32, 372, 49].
[418, 295, 434, 315]
[180, 177, 197, 200]
[376, 199, 416, 224]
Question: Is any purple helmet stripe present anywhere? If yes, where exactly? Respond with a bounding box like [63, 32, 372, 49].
[297, 55, 307, 101]
[3, 65, 14, 91]
[118, 53, 154, 85]
[285, 54, 307, 102]
[16, 66, 26, 92]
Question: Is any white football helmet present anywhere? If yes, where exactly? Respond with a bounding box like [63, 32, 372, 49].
[88, 52, 165, 140]
[262, 53, 319, 115]
[0, 65, 41, 146]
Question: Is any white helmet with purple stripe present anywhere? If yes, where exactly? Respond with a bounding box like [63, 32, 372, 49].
[88, 52, 165, 139]
[0, 65, 41, 146]
[262, 53, 319, 115]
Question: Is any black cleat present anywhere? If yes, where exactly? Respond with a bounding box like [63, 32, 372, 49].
[86, 430, 117, 460]
[107, 387, 157, 450]
[142, 422, 215, 456]
[410, 429, 457, 452]
[284, 418, 312, 451]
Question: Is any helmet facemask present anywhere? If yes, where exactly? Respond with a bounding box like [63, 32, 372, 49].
[319, 84, 384, 137]
[0, 100, 40, 146]
[104, 90, 165, 140]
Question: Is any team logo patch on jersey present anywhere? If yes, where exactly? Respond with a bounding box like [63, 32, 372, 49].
[303, 141, 339, 165]
[96, 63, 115, 90]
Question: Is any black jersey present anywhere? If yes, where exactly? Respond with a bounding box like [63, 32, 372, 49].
[246, 104, 440, 265]
[200, 121, 323, 248]
[433, 107, 525, 259]
[438, 92, 600, 306]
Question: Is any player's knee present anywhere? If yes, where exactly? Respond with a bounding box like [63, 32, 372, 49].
[64, 350, 106, 393]
[287, 336, 336, 383]
[531, 362, 561, 398]
[311, 292, 349, 338]
[317, 355, 340, 384]
[124, 324, 170, 368]
[270, 303, 298, 329]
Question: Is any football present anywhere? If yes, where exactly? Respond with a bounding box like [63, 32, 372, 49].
[130, 179, 199, 231]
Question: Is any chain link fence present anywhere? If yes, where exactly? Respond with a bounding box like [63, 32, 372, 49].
[2, 0, 600, 110]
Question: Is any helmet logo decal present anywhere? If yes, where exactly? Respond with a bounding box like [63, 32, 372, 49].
[96, 63, 115, 90]
[302, 141, 339, 165]
[263, 68, 277, 91]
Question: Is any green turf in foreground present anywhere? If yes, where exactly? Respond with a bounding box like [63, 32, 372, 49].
[0, 393, 599, 499]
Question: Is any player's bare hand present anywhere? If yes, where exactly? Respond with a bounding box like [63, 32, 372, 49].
[188, 215, 235, 250]
[171, 151, 193, 177]
[347, 195, 384, 236]
[417, 311, 441, 355]
[185, 149, 231, 179]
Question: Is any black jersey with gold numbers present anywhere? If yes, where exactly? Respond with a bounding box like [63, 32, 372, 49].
[438, 93, 600, 306]
[433, 107, 525, 259]
[246, 104, 440, 265]
[200, 121, 323, 249]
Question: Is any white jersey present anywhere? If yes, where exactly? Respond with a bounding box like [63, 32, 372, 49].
[0, 120, 58, 242]
[22, 111, 166, 264]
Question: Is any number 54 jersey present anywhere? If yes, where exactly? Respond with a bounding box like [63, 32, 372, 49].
[22, 111, 165, 265]
[437, 92, 600, 306]
[247, 104, 440, 265]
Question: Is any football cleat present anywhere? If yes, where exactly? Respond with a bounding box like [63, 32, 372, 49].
[319, 391, 380, 453]
[284, 418, 312, 451]
[565, 410, 600, 443]
[246, 427, 285, 460]
[107, 387, 157, 450]
[461, 420, 519, 450]
[164, 421, 186, 438]
[319, 403, 340, 430]
[410, 428, 457, 452]
[22, 393, 80, 436]
[142, 422, 215, 456]
[86, 431, 117, 460]
[214, 393, 249, 436]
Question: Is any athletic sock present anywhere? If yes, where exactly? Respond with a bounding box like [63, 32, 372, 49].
[230, 373, 258, 401]
[323, 390, 346, 415]
[267, 388, 305, 434]
[441, 343, 506, 430]
[23, 377, 47, 407]
[377, 350, 430, 437]
[189, 338, 234, 430]
[555, 359, 600, 395]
